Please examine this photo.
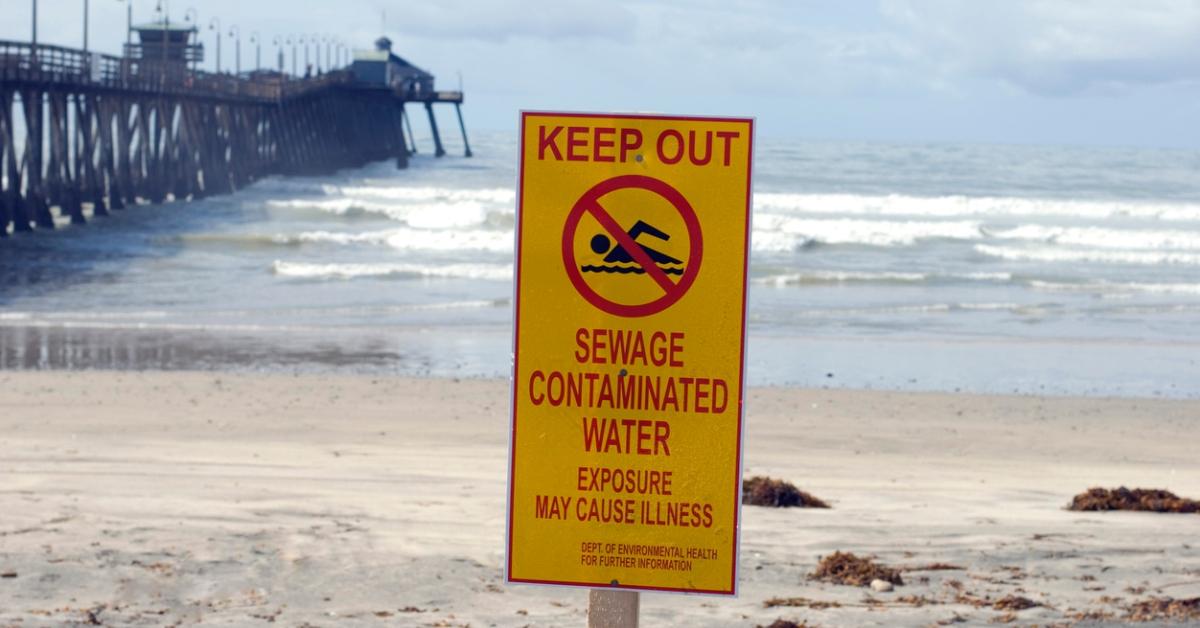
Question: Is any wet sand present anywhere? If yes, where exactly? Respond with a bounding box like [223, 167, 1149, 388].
[1, 371, 1198, 626]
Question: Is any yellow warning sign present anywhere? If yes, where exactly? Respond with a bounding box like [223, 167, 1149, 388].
[507, 112, 754, 595]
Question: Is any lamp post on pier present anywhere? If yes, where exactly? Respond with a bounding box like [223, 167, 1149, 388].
[250, 31, 260, 71]
[114, 0, 131, 83]
[31, 0, 37, 59]
[155, 0, 167, 88]
[208, 17, 221, 73]
[272, 36, 282, 73]
[288, 36, 296, 77]
[229, 24, 240, 76]
[299, 35, 309, 76]
[121, 0, 131, 47]
[183, 8, 197, 71]
[80, 0, 92, 81]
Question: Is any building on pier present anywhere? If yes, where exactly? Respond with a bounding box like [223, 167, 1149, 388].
[352, 37, 434, 98]
[350, 36, 468, 159]
[351, 35, 463, 158]
[124, 20, 203, 67]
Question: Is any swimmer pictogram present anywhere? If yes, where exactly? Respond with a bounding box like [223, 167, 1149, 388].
[562, 174, 702, 317]
[582, 221, 684, 276]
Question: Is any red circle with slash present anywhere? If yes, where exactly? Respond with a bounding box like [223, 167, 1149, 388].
[562, 174, 703, 318]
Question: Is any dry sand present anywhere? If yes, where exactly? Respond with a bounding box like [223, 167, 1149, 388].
[1, 371, 1198, 626]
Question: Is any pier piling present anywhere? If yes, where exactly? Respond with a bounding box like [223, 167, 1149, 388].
[455, 102, 472, 158]
[425, 102, 446, 158]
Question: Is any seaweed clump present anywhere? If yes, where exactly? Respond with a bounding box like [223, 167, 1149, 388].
[810, 551, 903, 587]
[992, 595, 1040, 611]
[757, 621, 817, 628]
[1125, 597, 1200, 622]
[742, 476, 829, 508]
[763, 597, 841, 610]
[1123, 597, 1200, 619]
[1067, 487, 1199, 513]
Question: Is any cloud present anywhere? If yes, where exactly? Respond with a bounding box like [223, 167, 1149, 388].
[880, 0, 1200, 95]
[389, 0, 636, 43]
[4, 0, 1197, 146]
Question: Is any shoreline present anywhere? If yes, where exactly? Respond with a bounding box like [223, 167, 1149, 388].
[1, 370, 1197, 626]
[1, 322, 1197, 401]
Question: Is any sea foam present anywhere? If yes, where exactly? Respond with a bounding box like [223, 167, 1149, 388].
[754, 192, 1200, 222]
[988, 225, 1200, 251]
[271, 260, 513, 281]
[752, 215, 983, 250]
[975, 244, 1200, 266]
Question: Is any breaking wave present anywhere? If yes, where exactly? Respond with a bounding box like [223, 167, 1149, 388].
[975, 244, 1200, 266]
[294, 228, 511, 252]
[987, 225, 1200, 251]
[264, 197, 510, 228]
[751, 215, 983, 250]
[271, 260, 513, 281]
[182, 228, 512, 253]
[329, 185, 516, 205]
[753, 270, 1013, 286]
[754, 270, 1200, 298]
[754, 193, 1200, 222]
[1029, 280, 1200, 296]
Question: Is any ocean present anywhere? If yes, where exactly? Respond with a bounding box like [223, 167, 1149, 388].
[2, 131, 1198, 398]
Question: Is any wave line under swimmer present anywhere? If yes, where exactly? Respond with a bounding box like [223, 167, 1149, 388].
[584, 220, 685, 277]
[581, 265, 685, 275]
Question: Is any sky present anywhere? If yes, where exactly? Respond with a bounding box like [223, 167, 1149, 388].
[5, 0, 1200, 148]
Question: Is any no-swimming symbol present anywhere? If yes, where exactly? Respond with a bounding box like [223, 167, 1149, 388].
[562, 174, 703, 318]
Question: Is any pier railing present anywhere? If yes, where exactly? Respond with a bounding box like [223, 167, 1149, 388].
[0, 40, 352, 102]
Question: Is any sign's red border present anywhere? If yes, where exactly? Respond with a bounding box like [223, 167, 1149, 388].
[506, 111, 755, 596]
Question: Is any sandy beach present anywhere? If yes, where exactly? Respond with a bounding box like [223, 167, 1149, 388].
[0, 371, 1195, 626]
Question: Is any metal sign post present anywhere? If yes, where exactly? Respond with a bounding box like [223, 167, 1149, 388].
[588, 590, 639, 628]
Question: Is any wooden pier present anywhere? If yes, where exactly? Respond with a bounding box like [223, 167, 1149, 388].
[0, 35, 468, 236]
